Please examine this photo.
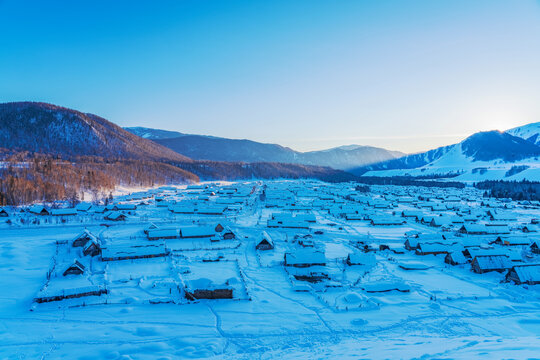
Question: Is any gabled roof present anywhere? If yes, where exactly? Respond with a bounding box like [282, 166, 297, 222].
[63, 260, 85, 275]
[104, 211, 126, 220]
[510, 264, 540, 283]
[75, 203, 93, 212]
[29, 205, 48, 214]
[74, 229, 97, 241]
[473, 255, 513, 270]
[446, 251, 468, 264]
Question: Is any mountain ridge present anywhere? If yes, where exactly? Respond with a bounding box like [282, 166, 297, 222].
[125, 126, 405, 170]
[0, 102, 357, 189]
[355, 127, 540, 181]
[0, 102, 192, 163]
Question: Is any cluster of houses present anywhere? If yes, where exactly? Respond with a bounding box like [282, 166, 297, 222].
[27, 179, 540, 309]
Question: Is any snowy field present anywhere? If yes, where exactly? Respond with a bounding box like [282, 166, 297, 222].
[0, 180, 539, 359]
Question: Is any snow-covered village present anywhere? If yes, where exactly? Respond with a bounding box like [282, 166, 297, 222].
[1, 180, 539, 358]
[3, 1, 540, 358]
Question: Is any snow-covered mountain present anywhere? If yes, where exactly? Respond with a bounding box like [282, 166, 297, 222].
[506, 122, 540, 146]
[125, 126, 404, 170]
[356, 129, 540, 182]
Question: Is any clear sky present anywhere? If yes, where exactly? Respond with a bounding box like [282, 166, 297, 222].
[1, 0, 540, 153]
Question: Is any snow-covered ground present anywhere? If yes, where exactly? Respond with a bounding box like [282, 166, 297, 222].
[0, 180, 539, 359]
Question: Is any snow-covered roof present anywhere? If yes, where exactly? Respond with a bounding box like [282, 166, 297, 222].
[75, 203, 92, 212]
[473, 255, 513, 270]
[101, 243, 168, 260]
[147, 228, 179, 239]
[511, 264, 540, 283]
[446, 251, 468, 264]
[285, 250, 326, 266]
[347, 251, 376, 265]
[51, 208, 78, 216]
[180, 226, 215, 238]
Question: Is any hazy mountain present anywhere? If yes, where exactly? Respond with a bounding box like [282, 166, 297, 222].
[125, 126, 404, 170]
[355, 129, 540, 181]
[126, 126, 189, 140]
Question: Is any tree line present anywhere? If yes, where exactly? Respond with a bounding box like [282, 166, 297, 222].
[0, 152, 199, 206]
[475, 180, 540, 201]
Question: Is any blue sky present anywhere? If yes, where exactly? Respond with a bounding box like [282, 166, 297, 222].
[1, 0, 540, 153]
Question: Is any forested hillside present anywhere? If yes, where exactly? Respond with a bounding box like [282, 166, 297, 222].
[0, 152, 199, 206]
[0, 102, 191, 162]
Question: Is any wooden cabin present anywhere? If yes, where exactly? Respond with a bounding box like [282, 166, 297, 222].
[415, 243, 458, 256]
[370, 217, 405, 226]
[29, 205, 49, 216]
[104, 211, 126, 221]
[143, 223, 159, 235]
[185, 278, 233, 300]
[459, 224, 510, 235]
[75, 203, 93, 212]
[113, 204, 137, 211]
[73, 230, 98, 247]
[284, 250, 326, 268]
[179, 226, 215, 239]
[34, 285, 107, 303]
[147, 228, 178, 240]
[346, 251, 376, 266]
[444, 251, 468, 265]
[83, 239, 101, 257]
[63, 260, 85, 276]
[471, 255, 513, 274]
[505, 264, 540, 285]
[101, 244, 169, 261]
[493, 236, 530, 246]
[221, 227, 236, 240]
[256, 232, 274, 250]
[531, 241, 540, 254]
[51, 208, 78, 216]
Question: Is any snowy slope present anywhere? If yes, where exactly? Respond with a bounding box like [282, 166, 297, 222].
[360, 129, 540, 182]
[364, 142, 540, 182]
[506, 122, 540, 146]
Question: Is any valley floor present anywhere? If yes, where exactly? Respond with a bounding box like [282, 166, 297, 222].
[0, 180, 539, 359]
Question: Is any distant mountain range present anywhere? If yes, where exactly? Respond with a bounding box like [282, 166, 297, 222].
[356, 123, 540, 182]
[0, 102, 356, 183]
[2, 102, 539, 185]
[125, 127, 404, 170]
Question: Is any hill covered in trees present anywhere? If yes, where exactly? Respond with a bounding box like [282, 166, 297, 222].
[0, 102, 192, 162]
[0, 152, 199, 206]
